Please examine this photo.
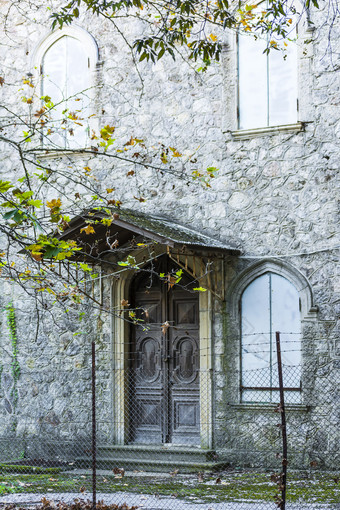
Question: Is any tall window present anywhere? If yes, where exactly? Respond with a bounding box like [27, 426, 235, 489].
[41, 32, 95, 148]
[241, 273, 301, 403]
[238, 28, 298, 129]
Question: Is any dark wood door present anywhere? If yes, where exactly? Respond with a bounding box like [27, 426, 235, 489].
[129, 259, 200, 445]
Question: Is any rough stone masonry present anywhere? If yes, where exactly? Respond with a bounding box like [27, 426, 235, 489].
[0, 1, 339, 470]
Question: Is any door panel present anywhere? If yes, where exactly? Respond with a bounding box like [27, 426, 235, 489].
[130, 259, 200, 445]
[130, 284, 164, 444]
[169, 292, 200, 445]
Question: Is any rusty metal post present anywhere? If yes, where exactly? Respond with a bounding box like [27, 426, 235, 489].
[92, 341, 97, 510]
[276, 331, 287, 510]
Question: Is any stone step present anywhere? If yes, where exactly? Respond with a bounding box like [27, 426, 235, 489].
[95, 445, 216, 463]
[76, 457, 228, 474]
[75, 445, 227, 473]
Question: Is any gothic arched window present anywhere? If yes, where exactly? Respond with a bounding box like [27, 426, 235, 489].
[241, 272, 302, 403]
[36, 28, 98, 149]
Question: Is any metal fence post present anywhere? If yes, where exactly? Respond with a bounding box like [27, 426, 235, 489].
[276, 331, 287, 510]
[92, 340, 97, 510]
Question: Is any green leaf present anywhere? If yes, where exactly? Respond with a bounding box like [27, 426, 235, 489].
[127, 255, 137, 266]
[79, 262, 93, 272]
[43, 246, 61, 258]
[157, 48, 165, 60]
[0, 181, 13, 193]
[193, 287, 207, 292]
[118, 255, 138, 268]
[17, 191, 33, 200]
[3, 210, 17, 220]
[27, 199, 43, 208]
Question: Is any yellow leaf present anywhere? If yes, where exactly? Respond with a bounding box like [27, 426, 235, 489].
[80, 225, 95, 235]
[210, 34, 217, 42]
[46, 198, 61, 209]
[106, 188, 115, 193]
[101, 218, 112, 226]
[169, 147, 182, 157]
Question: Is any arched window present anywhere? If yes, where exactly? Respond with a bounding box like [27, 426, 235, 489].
[237, 18, 298, 129]
[241, 272, 301, 403]
[34, 27, 98, 149]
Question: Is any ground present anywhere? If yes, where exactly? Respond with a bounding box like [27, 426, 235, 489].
[0, 469, 339, 508]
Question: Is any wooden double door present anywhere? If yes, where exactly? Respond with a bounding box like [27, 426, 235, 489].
[129, 260, 200, 445]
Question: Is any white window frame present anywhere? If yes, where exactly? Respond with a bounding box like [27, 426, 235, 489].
[222, 8, 313, 139]
[240, 271, 302, 403]
[236, 28, 298, 131]
[32, 26, 99, 150]
[227, 259, 318, 407]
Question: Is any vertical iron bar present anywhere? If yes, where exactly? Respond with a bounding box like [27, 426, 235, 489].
[92, 341, 97, 510]
[164, 255, 170, 443]
[269, 274, 273, 401]
[276, 331, 287, 510]
[266, 0, 270, 128]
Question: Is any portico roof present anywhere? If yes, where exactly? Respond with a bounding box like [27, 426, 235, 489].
[60, 207, 241, 258]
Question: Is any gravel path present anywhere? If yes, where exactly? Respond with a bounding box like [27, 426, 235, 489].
[0, 493, 338, 510]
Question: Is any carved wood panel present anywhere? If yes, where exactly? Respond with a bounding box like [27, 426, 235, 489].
[129, 259, 200, 445]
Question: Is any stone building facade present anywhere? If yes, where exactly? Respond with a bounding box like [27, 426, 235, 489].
[0, 1, 339, 471]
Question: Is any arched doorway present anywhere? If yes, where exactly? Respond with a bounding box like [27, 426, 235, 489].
[129, 257, 200, 445]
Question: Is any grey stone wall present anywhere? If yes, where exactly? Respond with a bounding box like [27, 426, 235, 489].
[0, 2, 339, 469]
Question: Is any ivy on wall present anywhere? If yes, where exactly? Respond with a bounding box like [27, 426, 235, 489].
[6, 303, 20, 410]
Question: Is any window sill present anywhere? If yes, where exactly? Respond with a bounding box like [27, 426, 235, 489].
[229, 403, 309, 413]
[231, 122, 305, 140]
[34, 149, 92, 160]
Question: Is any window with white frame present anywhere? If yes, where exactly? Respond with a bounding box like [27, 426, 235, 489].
[37, 28, 98, 149]
[241, 272, 302, 403]
[237, 25, 298, 130]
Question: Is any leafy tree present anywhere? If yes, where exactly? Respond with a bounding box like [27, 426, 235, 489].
[0, 0, 335, 318]
[0, 30, 213, 314]
[51, 0, 324, 62]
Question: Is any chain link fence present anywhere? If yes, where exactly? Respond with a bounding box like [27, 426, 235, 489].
[0, 334, 339, 510]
